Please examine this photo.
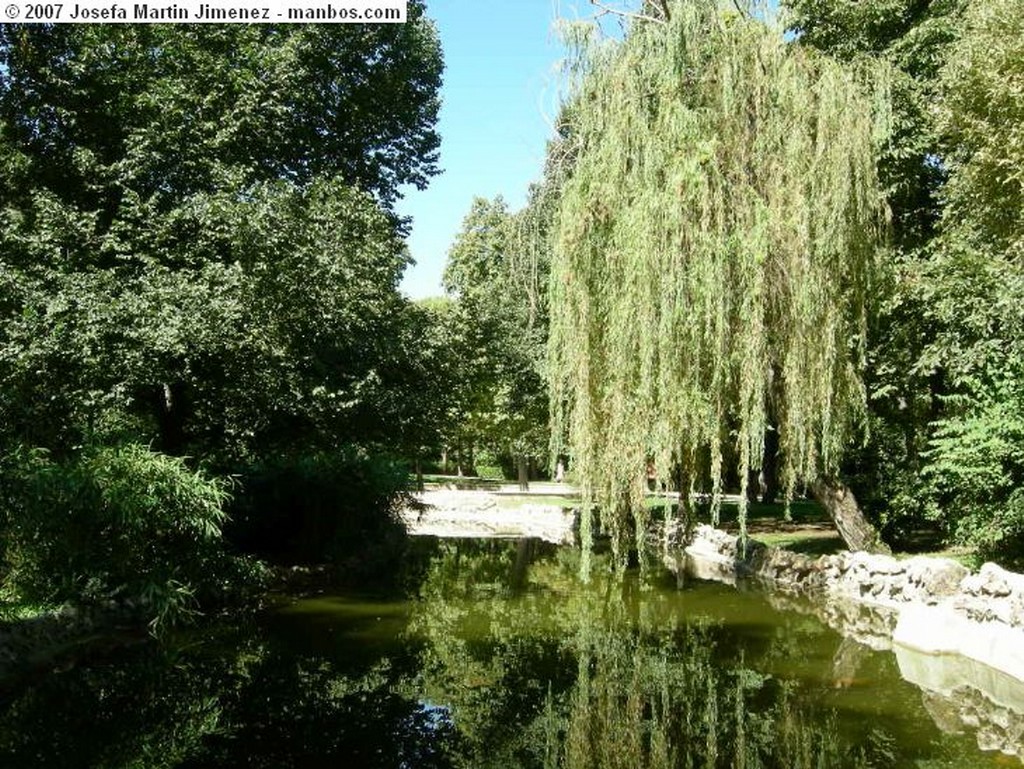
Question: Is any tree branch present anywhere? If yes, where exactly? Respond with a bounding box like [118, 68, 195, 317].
[589, 0, 667, 25]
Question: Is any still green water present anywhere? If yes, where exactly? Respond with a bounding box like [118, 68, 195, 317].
[1, 537, 1021, 768]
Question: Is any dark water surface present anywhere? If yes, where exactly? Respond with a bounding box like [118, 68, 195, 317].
[1, 538, 1020, 768]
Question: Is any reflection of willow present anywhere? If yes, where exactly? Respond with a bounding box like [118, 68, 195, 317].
[556, 595, 856, 769]
[408, 540, 867, 768]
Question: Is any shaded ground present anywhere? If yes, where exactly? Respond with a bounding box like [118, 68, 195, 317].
[744, 523, 845, 556]
[412, 475, 977, 564]
[411, 478, 846, 554]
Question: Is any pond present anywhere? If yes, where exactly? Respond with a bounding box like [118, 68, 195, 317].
[1, 537, 1020, 768]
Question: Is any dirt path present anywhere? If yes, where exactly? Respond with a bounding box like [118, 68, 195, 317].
[401, 489, 576, 544]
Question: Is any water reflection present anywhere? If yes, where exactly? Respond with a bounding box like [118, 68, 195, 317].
[897, 644, 1024, 762]
[0, 537, 1018, 767]
[403, 538, 983, 768]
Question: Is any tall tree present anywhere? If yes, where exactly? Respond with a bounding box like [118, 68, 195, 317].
[783, 0, 967, 547]
[548, 0, 892, 571]
[787, 0, 1024, 560]
[443, 197, 549, 487]
[0, 16, 443, 462]
[913, 0, 1024, 556]
[0, 21, 441, 209]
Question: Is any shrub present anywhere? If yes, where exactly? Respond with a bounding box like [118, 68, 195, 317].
[922, 391, 1024, 561]
[1, 444, 232, 629]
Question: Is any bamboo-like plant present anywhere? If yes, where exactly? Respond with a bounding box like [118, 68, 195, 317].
[1, 444, 231, 630]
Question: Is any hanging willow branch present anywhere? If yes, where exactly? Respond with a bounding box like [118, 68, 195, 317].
[548, 0, 890, 577]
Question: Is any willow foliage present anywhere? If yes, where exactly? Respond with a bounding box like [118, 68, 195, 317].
[548, 0, 890, 572]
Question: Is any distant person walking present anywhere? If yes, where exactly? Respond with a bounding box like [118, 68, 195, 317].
[555, 460, 565, 483]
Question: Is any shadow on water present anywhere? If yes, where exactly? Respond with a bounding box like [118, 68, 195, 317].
[1, 536, 1020, 767]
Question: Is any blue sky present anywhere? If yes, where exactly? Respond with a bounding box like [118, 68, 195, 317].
[397, 0, 593, 299]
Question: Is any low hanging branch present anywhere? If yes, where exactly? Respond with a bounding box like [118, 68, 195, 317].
[549, 0, 891, 576]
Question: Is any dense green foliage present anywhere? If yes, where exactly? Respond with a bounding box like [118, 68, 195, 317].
[0, 444, 235, 629]
[914, 0, 1024, 555]
[442, 197, 550, 482]
[782, 0, 960, 249]
[0, 23, 440, 207]
[0, 15, 444, 622]
[546, 0, 889, 569]
[1, 178, 414, 461]
[0, 21, 441, 462]
[787, 0, 1024, 559]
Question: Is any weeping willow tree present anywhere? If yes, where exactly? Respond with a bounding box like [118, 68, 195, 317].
[548, 0, 892, 574]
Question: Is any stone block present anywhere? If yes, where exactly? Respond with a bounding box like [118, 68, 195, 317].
[902, 556, 969, 603]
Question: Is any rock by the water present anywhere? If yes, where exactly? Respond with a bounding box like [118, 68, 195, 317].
[669, 524, 1024, 685]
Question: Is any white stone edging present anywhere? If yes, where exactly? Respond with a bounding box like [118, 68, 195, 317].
[673, 524, 1024, 684]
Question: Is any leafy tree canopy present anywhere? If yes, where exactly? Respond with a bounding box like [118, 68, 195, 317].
[442, 197, 549, 479]
[0, 14, 443, 463]
[0, 17, 441, 209]
[788, 0, 1024, 560]
[935, 0, 1023, 259]
[912, 0, 1024, 555]
[547, 0, 891, 568]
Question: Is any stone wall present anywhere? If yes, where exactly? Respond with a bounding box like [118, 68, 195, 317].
[898, 643, 1024, 762]
[664, 522, 1024, 762]
[666, 523, 1024, 683]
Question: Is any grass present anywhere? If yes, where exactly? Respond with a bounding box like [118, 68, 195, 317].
[751, 530, 845, 557]
[709, 498, 831, 525]
[702, 498, 847, 557]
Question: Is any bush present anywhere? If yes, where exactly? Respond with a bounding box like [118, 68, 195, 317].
[922, 392, 1024, 561]
[225, 449, 410, 573]
[1, 444, 233, 629]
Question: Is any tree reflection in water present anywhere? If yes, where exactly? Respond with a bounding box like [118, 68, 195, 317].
[403, 539, 992, 768]
[0, 538, 1002, 768]
[407, 540, 862, 768]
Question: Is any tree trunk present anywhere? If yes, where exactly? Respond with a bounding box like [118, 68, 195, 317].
[156, 381, 186, 456]
[441, 447, 449, 475]
[810, 476, 890, 554]
[517, 455, 529, 492]
[415, 457, 424, 492]
[830, 636, 871, 689]
[761, 427, 780, 504]
[509, 537, 535, 592]
[673, 461, 695, 544]
[746, 469, 760, 504]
